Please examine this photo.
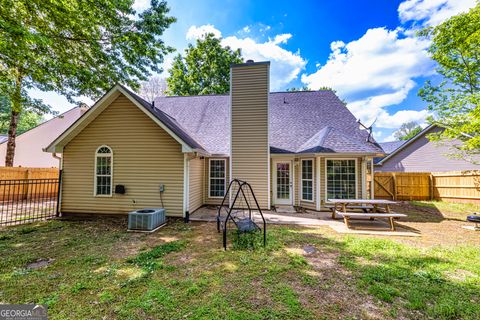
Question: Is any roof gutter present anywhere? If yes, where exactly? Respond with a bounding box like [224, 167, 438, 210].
[271, 152, 385, 157]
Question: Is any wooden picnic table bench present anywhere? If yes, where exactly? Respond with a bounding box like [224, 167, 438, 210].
[337, 211, 407, 231]
[325, 204, 374, 213]
[327, 199, 397, 219]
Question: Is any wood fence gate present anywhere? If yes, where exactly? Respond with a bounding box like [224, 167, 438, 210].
[374, 172, 432, 201]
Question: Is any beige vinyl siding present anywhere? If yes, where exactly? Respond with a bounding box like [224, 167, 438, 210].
[188, 157, 204, 213]
[204, 157, 229, 206]
[61, 94, 185, 216]
[230, 63, 270, 209]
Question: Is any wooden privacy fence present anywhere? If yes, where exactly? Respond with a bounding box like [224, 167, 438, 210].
[0, 167, 59, 180]
[0, 167, 60, 202]
[0, 167, 61, 225]
[374, 171, 480, 203]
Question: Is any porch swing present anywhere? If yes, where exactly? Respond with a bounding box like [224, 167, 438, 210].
[216, 179, 266, 250]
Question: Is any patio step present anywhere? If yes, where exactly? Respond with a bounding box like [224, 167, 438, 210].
[275, 206, 297, 214]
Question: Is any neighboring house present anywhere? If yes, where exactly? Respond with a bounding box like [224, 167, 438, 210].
[0, 134, 7, 144]
[375, 124, 480, 172]
[374, 141, 406, 164]
[46, 61, 383, 218]
[0, 107, 87, 167]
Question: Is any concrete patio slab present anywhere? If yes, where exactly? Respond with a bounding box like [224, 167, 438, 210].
[190, 206, 420, 237]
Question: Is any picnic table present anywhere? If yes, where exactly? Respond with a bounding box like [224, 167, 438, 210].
[327, 199, 405, 231]
[327, 199, 397, 219]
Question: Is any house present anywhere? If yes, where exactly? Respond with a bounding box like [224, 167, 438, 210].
[373, 140, 405, 164]
[375, 124, 480, 172]
[46, 61, 384, 218]
[0, 107, 87, 167]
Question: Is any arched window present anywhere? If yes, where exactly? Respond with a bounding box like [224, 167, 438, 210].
[95, 146, 113, 196]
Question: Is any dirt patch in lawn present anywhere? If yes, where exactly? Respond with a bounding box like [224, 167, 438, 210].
[386, 202, 480, 247]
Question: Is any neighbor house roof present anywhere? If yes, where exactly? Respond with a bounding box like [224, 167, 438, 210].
[376, 125, 435, 165]
[155, 90, 383, 156]
[379, 141, 406, 154]
[0, 107, 86, 167]
[373, 140, 406, 164]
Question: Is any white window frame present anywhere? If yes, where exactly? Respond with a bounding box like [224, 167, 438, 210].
[324, 158, 358, 201]
[301, 158, 314, 202]
[94, 145, 113, 197]
[208, 158, 226, 198]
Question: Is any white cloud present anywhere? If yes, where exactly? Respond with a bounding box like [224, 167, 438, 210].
[186, 24, 222, 41]
[382, 132, 398, 142]
[133, 0, 150, 11]
[184, 24, 306, 90]
[302, 28, 433, 98]
[398, 0, 477, 26]
[300, 0, 476, 136]
[372, 130, 383, 139]
[271, 33, 292, 45]
[301, 27, 434, 131]
[242, 26, 251, 33]
[223, 34, 306, 90]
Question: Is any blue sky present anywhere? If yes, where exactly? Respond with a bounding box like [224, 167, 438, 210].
[32, 0, 476, 142]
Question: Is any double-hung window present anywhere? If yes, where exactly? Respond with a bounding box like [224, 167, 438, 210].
[326, 159, 356, 199]
[95, 146, 113, 196]
[209, 159, 226, 198]
[301, 159, 314, 201]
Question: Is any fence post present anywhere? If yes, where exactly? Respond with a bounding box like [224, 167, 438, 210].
[23, 169, 30, 200]
[392, 172, 397, 201]
[429, 174, 434, 200]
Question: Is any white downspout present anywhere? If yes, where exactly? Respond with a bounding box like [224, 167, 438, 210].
[183, 153, 196, 218]
[183, 154, 189, 218]
[52, 150, 63, 216]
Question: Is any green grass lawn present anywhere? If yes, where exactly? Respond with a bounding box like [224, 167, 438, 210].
[0, 216, 479, 319]
[410, 200, 480, 220]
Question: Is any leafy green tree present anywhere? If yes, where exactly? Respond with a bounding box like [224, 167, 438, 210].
[394, 121, 422, 141]
[167, 33, 243, 96]
[0, 0, 175, 166]
[418, 4, 480, 162]
[0, 95, 44, 135]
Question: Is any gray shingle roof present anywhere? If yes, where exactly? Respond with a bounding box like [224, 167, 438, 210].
[379, 141, 406, 154]
[374, 140, 406, 164]
[154, 90, 383, 155]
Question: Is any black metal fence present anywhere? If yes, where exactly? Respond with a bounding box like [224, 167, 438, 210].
[0, 178, 60, 226]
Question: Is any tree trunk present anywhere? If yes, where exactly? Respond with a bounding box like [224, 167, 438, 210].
[5, 75, 22, 167]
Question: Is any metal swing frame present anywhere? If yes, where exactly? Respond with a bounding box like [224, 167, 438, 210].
[216, 179, 266, 250]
